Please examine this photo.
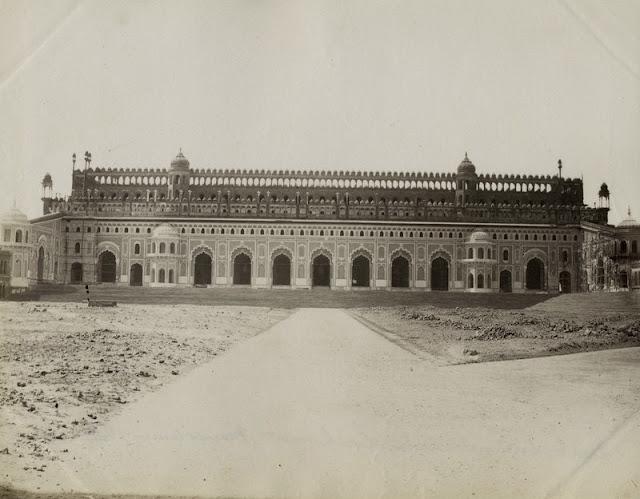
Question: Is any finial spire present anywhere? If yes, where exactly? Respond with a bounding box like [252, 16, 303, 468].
[464, 152, 469, 160]
[629, 206, 632, 217]
[557, 158, 563, 179]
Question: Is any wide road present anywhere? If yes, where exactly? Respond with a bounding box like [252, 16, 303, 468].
[45, 309, 640, 498]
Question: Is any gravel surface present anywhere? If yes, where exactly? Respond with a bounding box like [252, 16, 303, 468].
[354, 298, 640, 363]
[3, 309, 638, 498]
[0, 302, 289, 484]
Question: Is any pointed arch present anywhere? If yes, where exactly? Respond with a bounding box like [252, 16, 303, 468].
[310, 248, 333, 287]
[350, 248, 373, 288]
[231, 247, 252, 285]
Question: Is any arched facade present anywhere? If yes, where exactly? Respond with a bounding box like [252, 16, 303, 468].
[130, 263, 143, 286]
[18, 150, 636, 295]
[559, 270, 571, 293]
[430, 251, 450, 291]
[310, 248, 332, 287]
[388, 249, 411, 288]
[97, 250, 117, 283]
[193, 251, 213, 286]
[271, 247, 293, 287]
[70, 262, 83, 283]
[500, 270, 512, 292]
[525, 257, 545, 291]
[231, 248, 252, 285]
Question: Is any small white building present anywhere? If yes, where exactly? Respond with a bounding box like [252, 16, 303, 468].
[0, 207, 33, 295]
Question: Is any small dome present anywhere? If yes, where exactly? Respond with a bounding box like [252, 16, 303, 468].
[0, 207, 29, 225]
[42, 173, 52, 185]
[469, 230, 491, 242]
[457, 152, 476, 175]
[170, 149, 190, 170]
[151, 223, 179, 238]
[618, 207, 639, 228]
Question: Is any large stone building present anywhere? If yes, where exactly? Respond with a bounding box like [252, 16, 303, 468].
[1, 150, 638, 296]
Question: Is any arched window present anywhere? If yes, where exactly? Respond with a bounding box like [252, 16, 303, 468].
[134, 243, 140, 255]
[159, 242, 166, 253]
[468, 248, 473, 259]
[15, 230, 22, 243]
[151, 242, 156, 253]
[74, 242, 81, 254]
[468, 273, 474, 288]
[633, 240, 638, 254]
[168, 269, 174, 283]
[159, 268, 165, 283]
[170, 242, 175, 254]
[503, 249, 509, 262]
[477, 273, 484, 289]
[562, 250, 569, 263]
[478, 248, 484, 259]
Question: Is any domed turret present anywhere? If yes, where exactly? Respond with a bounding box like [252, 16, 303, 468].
[168, 149, 191, 199]
[469, 230, 491, 243]
[457, 152, 476, 176]
[617, 207, 639, 228]
[151, 223, 179, 239]
[170, 149, 190, 170]
[455, 153, 478, 207]
[0, 207, 29, 225]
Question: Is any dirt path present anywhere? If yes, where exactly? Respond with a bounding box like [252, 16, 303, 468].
[7, 309, 640, 498]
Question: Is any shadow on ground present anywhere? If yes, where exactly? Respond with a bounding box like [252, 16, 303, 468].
[9, 284, 557, 309]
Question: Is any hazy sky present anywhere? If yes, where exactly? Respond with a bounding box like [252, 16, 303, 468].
[1, 0, 638, 223]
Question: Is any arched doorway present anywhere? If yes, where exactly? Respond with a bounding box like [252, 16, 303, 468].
[233, 253, 251, 285]
[559, 271, 571, 293]
[98, 251, 116, 283]
[431, 257, 449, 291]
[500, 270, 512, 292]
[619, 271, 628, 289]
[272, 254, 291, 286]
[37, 247, 44, 281]
[526, 258, 544, 290]
[312, 254, 331, 287]
[351, 255, 370, 287]
[130, 263, 143, 286]
[391, 256, 410, 288]
[70, 262, 83, 284]
[194, 253, 212, 286]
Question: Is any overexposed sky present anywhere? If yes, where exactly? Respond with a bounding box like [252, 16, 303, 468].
[0, 0, 638, 223]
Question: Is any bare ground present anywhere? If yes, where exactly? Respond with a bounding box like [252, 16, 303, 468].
[0, 302, 289, 488]
[353, 293, 640, 364]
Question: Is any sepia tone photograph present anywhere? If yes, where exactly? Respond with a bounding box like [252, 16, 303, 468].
[0, 0, 639, 497]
